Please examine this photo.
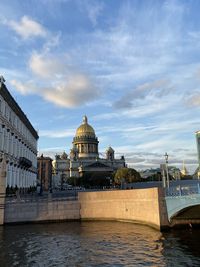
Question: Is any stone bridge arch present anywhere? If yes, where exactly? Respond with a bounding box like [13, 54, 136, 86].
[165, 195, 200, 221]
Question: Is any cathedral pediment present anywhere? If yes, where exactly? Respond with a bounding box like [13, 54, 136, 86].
[85, 162, 110, 169]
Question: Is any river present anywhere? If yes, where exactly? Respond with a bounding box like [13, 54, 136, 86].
[0, 221, 200, 267]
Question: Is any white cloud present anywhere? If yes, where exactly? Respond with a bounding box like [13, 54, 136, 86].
[84, 1, 104, 27]
[10, 79, 39, 95]
[93, 96, 174, 123]
[113, 79, 172, 109]
[43, 32, 61, 53]
[2, 1, 200, 173]
[29, 53, 66, 78]
[187, 93, 200, 107]
[38, 147, 67, 159]
[39, 129, 75, 138]
[8, 16, 47, 39]
[12, 52, 100, 108]
[43, 74, 98, 107]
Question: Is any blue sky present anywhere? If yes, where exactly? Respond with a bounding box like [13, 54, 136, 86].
[0, 0, 200, 173]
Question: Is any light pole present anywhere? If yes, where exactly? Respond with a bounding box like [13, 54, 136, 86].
[161, 164, 166, 188]
[164, 152, 169, 189]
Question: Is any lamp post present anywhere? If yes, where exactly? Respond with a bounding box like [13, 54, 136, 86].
[164, 152, 169, 189]
[161, 164, 166, 188]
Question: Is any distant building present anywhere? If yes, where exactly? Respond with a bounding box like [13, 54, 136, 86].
[140, 166, 181, 181]
[37, 154, 52, 191]
[52, 116, 126, 185]
[0, 77, 38, 190]
[169, 166, 181, 180]
[195, 130, 200, 178]
[140, 168, 160, 179]
[180, 161, 189, 177]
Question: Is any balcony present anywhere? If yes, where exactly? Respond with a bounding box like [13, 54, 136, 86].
[19, 157, 32, 168]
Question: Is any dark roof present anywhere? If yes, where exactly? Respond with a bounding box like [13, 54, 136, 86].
[0, 83, 39, 140]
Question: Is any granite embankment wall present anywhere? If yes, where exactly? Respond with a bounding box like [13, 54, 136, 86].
[79, 188, 169, 230]
[3, 188, 169, 230]
[4, 200, 80, 224]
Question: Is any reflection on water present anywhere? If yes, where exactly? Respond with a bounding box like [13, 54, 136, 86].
[0, 221, 200, 267]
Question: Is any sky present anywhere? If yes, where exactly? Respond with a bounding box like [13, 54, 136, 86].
[0, 0, 200, 173]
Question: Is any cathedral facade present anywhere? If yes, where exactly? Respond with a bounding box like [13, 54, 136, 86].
[52, 116, 126, 186]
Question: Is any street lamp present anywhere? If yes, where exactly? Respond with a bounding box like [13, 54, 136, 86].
[164, 152, 169, 188]
[161, 164, 166, 188]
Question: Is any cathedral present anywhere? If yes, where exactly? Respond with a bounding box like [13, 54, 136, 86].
[52, 116, 126, 185]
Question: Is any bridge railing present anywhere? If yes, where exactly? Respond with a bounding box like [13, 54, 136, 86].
[165, 183, 200, 197]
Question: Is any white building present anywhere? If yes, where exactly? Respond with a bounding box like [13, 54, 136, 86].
[0, 77, 38, 190]
[196, 130, 200, 178]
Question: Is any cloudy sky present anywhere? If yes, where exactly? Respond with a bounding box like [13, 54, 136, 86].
[0, 0, 200, 173]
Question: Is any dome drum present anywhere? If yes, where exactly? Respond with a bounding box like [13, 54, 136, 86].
[73, 136, 98, 143]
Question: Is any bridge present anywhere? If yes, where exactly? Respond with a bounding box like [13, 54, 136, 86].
[125, 179, 200, 227]
[164, 180, 200, 224]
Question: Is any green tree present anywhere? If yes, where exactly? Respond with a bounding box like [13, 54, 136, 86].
[114, 168, 141, 185]
[145, 172, 162, 182]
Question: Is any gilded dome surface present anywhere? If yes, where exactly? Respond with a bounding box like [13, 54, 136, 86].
[75, 116, 95, 137]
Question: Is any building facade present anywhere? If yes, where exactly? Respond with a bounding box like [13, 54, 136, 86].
[0, 77, 38, 190]
[37, 154, 52, 191]
[196, 130, 200, 178]
[53, 116, 126, 185]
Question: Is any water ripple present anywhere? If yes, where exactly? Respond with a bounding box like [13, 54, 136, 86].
[1, 222, 200, 267]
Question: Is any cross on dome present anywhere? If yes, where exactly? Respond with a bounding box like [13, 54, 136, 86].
[83, 115, 88, 124]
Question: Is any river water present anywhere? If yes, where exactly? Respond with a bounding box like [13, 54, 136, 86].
[0, 221, 200, 267]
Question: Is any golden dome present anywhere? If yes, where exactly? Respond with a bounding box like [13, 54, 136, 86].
[75, 115, 95, 137]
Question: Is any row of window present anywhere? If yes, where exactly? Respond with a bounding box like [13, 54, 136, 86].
[0, 128, 37, 169]
[0, 97, 36, 147]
